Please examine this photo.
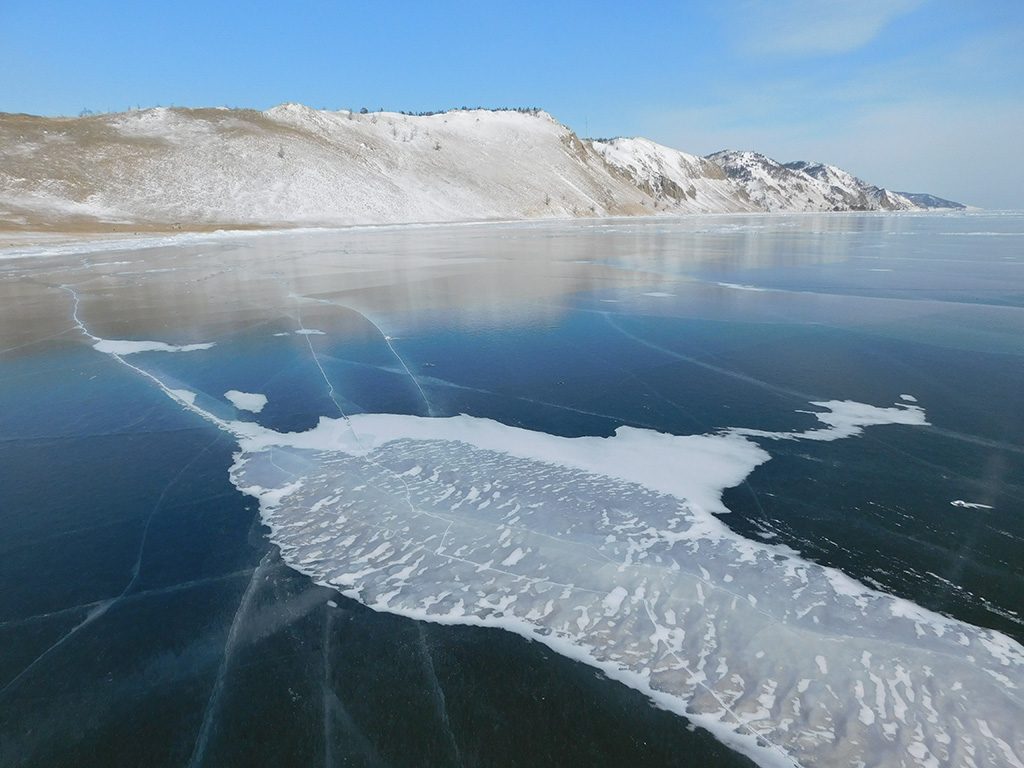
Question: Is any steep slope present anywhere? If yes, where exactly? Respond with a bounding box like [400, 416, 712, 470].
[0, 105, 652, 231]
[587, 137, 757, 213]
[708, 151, 918, 212]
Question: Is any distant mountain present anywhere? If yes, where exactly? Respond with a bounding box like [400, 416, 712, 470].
[0, 104, 964, 232]
[707, 151, 917, 212]
[894, 192, 966, 210]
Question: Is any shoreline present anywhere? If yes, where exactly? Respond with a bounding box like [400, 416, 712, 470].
[0, 208, 988, 260]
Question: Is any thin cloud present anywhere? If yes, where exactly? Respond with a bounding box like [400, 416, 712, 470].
[644, 98, 1024, 209]
[736, 0, 925, 56]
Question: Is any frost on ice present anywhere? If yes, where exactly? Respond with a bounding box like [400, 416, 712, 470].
[227, 407, 1022, 768]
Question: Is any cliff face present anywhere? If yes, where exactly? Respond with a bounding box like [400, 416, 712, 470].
[1, 104, 953, 232]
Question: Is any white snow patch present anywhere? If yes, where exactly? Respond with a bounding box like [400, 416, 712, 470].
[224, 390, 268, 413]
[717, 282, 768, 292]
[92, 339, 215, 355]
[602, 586, 629, 614]
[951, 500, 994, 510]
[169, 389, 197, 406]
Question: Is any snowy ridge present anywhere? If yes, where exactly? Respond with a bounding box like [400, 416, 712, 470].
[784, 160, 918, 211]
[587, 137, 757, 213]
[0, 104, 955, 231]
[709, 151, 918, 212]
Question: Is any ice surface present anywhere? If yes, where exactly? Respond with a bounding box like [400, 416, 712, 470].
[718, 282, 769, 292]
[224, 390, 268, 413]
[66, 278, 1022, 768]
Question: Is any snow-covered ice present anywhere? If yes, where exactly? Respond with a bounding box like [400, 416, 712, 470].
[951, 500, 994, 510]
[224, 390, 268, 413]
[221, 404, 1021, 768]
[92, 339, 215, 354]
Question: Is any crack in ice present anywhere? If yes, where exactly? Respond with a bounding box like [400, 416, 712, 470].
[62, 283, 1024, 768]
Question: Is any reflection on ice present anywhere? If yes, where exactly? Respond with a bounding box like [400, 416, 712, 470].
[227, 407, 1022, 768]
[53, 240, 1024, 768]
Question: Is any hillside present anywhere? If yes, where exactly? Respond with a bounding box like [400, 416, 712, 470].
[0, 104, 963, 232]
[587, 137, 757, 213]
[894, 192, 967, 210]
[707, 151, 918, 212]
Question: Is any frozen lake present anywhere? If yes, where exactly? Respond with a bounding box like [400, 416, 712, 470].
[1, 213, 1022, 767]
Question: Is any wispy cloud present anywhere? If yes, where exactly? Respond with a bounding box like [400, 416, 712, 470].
[638, 24, 1024, 208]
[735, 0, 925, 56]
[645, 96, 1024, 209]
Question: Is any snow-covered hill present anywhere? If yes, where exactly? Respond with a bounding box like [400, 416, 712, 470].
[587, 137, 756, 213]
[707, 151, 918, 212]
[0, 104, 960, 232]
[894, 191, 966, 210]
[0, 105, 652, 231]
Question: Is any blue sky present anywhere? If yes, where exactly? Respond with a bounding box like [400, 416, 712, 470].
[2, 0, 1022, 207]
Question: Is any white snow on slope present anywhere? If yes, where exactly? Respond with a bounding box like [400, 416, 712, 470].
[588, 137, 756, 213]
[0, 105, 930, 230]
[0, 106, 650, 228]
[708, 151, 918, 212]
[785, 160, 917, 211]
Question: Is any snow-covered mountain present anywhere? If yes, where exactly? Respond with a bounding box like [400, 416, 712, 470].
[707, 151, 917, 212]
[0, 104, 961, 232]
[587, 137, 756, 213]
